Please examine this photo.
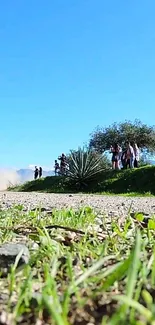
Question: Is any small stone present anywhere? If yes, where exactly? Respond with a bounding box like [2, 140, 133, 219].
[31, 243, 39, 251]
[108, 211, 118, 217]
[46, 210, 53, 215]
[0, 243, 30, 272]
[40, 207, 48, 212]
[95, 218, 103, 225]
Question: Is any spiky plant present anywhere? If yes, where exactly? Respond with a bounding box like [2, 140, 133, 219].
[67, 147, 106, 189]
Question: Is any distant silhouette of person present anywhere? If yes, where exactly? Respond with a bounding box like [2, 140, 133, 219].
[34, 166, 39, 180]
[58, 153, 67, 175]
[39, 167, 43, 178]
[54, 160, 60, 176]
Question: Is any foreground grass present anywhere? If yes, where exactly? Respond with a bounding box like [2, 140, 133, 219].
[8, 165, 155, 195]
[1, 205, 155, 324]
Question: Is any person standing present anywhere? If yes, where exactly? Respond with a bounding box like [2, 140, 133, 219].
[39, 167, 43, 178]
[34, 166, 39, 180]
[133, 143, 140, 168]
[110, 144, 120, 170]
[126, 142, 135, 168]
[58, 153, 67, 175]
[118, 146, 122, 169]
[121, 149, 127, 169]
[54, 160, 60, 176]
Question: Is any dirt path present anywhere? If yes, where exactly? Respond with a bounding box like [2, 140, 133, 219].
[0, 192, 155, 216]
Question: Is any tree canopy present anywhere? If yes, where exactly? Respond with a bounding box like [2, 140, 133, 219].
[89, 120, 155, 153]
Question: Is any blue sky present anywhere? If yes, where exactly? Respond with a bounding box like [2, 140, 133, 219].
[1, 0, 155, 169]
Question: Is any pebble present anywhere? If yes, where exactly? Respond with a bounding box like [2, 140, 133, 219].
[0, 243, 30, 274]
[0, 192, 155, 216]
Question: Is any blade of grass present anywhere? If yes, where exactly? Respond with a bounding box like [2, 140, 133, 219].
[110, 231, 142, 324]
[41, 295, 69, 325]
[69, 255, 117, 294]
[100, 257, 131, 291]
[126, 230, 141, 299]
[151, 246, 155, 286]
[113, 295, 152, 321]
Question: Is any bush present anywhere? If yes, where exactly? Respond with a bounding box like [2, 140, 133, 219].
[67, 147, 109, 190]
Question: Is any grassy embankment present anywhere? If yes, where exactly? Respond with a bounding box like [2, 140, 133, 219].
[8, 165, 155, 196]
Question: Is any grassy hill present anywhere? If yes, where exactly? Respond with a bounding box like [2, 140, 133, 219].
[8, 165, 155, 195]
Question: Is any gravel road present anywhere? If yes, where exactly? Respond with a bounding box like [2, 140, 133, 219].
[0, 192, 155, 216]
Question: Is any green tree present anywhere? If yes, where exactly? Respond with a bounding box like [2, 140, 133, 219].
[89, 120, 155, 153]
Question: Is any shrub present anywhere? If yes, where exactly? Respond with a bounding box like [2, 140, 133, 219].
[67, 147, 106, 190]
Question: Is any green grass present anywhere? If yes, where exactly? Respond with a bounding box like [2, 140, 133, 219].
[95, 165, 155, 195]
[8, 176, 70, 193]
[1, 205, 155, 324]
[9, 165, 155, 196]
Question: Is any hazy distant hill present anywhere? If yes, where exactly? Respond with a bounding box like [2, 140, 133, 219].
[17, 169, 54, 182]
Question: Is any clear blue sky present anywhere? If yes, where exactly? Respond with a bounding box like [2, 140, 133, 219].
[1, 0, 155, 169]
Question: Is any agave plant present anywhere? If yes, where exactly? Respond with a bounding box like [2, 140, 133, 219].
[67, 147, 106, 188]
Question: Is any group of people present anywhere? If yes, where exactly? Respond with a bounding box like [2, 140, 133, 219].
[110, 141, 140, 170]
[34, 144, 138, 179]
[33, 154, 67, 180]
[34, 166, 42, 180]
[54, 153, 68, 175]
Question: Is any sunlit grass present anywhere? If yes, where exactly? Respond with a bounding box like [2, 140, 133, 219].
[0, 205, 155, 324]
